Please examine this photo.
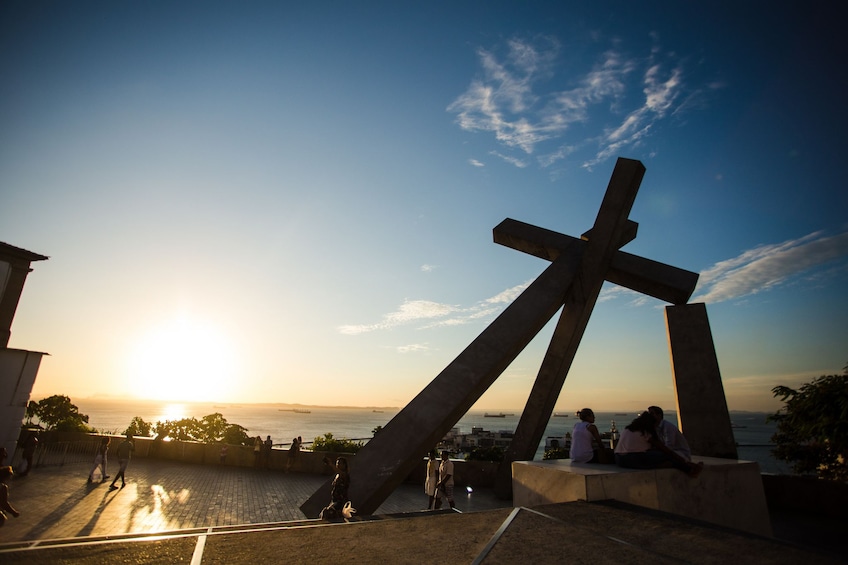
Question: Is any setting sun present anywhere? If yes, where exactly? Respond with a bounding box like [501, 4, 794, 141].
[126, 318, 238, 402]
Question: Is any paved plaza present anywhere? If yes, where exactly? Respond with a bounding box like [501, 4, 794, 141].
[0, 457, 509, 542]
[0, 458, 844, 564]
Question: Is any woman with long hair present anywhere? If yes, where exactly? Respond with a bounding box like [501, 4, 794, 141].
[87, 437, 110, 483]
[425, 449, 439, 509]
[614, 411, 703, 477]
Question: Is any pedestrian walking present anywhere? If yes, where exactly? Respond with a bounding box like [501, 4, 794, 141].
[19, 432, 38, 476]
[109, 433, 135, 490]
[88, 437, 111, 483]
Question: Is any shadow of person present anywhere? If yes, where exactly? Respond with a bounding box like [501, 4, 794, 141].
[23, 484, 103, 539]
[75, 488, 119, 537]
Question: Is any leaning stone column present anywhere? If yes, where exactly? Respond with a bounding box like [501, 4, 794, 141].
[665, 303, 737, 459]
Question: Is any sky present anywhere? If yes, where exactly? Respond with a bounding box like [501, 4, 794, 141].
[2, 2, 846, 413]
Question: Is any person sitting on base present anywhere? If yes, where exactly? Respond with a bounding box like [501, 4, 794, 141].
[615, 412, 703, 477]
[569, 408, 613, 463]
[648, 405, 691, 461]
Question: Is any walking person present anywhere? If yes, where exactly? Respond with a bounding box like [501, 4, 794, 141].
[0, 466, 21, 526]
[435, 450, 455, 510]
[425, 449, 439, 509]
[19, 432, 38, 476]
[88, 437, 111, 483]
[109, 433, 135, 490]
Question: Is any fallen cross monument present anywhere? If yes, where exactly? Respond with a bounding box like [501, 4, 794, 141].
[302, 157, 739, 518]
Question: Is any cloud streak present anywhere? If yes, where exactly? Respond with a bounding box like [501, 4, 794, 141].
[448, 36, 702, 170]
[337, 281, 531, 336]
[693, 230, 848, 303]
[340, 230, 847, 339]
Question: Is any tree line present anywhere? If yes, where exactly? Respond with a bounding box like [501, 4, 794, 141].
[25, 395, 252, 446]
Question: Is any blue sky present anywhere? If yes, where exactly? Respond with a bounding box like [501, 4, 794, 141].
[2, 2, 846, 412]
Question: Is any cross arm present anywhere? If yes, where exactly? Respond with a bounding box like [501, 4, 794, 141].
[493, 218, 698, 305]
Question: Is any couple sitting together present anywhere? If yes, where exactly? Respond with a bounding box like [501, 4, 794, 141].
[569, 406, 703, 478]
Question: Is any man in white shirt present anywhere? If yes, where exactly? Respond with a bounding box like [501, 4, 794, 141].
[435, 450, 455, 509]
[648, 406, 691, 461]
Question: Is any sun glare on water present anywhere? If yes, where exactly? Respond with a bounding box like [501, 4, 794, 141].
[127, 317, 238, 403]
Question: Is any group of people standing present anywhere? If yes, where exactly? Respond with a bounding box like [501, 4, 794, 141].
[570, 406, 703, 477]
[424, 449, 455, 510]
[87, 433, 136, 489]
[251, 435, 303, 471]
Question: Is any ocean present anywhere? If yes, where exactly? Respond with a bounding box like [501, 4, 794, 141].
[71, 399, 792, 474]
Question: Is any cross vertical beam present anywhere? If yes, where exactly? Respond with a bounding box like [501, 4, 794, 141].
[494, 158, 645, 496]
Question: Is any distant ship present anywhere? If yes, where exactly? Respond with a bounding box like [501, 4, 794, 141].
[484, 412, 506, 418]
[372, 410, 384, 413]
[553, 413, 570, 417]
[279, 408, 312, 414]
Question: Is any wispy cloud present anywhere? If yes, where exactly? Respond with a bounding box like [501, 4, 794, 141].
[338, 300, 458, 335]
[338, 281, 532, 336]
[693, 230, 848, 303]
[448, 35, 705, 170]
[396, 343, 431, 354]
[341, 230, 847, 338]
[420, 264, 437, 273]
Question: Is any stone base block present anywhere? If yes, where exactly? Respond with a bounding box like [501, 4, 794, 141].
[512, 456, 772, 537]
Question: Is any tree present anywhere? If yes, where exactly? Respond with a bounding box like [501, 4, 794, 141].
[312, 432, 364, 454]
[160, 417, 204, 442]
[198, 413, 229, 443]
[124, 417, 153, 437]
[222, 423, 251, 446]
[148, 413, 252, 446]
[27, 395, 92, 432]
[768, 369, 848, 482]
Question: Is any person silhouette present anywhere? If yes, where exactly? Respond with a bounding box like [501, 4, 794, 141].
[109, 434, 135, 490]
[88, 437, 111, 483]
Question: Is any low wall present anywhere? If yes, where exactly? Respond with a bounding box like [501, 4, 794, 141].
[31, 432, 500, 486]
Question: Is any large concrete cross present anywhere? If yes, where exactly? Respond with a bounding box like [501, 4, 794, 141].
[301, 157, 735, 517]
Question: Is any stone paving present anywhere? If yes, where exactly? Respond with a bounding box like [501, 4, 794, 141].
[0, 457, 509, 543]
[0, 458, 845, 564]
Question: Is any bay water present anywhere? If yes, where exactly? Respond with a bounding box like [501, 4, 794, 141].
[72, 398, 790, 474]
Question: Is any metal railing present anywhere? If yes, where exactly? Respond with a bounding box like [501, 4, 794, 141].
[9, 440, 100, 471]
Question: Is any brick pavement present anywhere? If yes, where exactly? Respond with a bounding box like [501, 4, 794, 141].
[1, 459, 844, 564]
[0, 457, 509, 544]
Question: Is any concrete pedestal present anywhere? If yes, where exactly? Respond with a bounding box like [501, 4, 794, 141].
[512, 457, 772, 537]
